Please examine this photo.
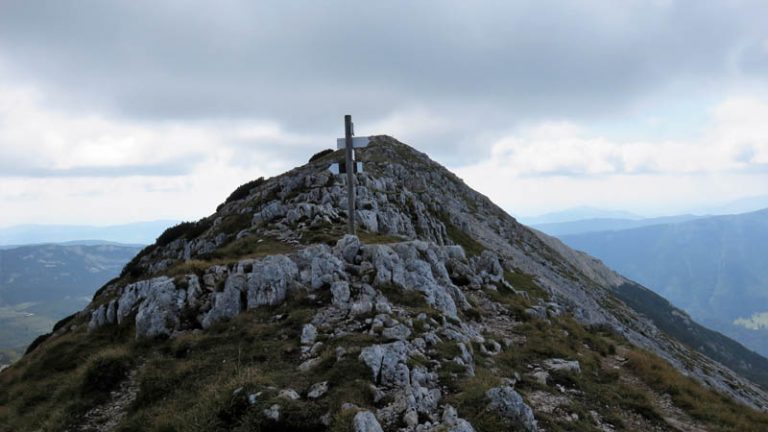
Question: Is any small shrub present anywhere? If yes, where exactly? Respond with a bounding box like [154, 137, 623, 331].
[155, 219, 214, 248]
[81, 354, 131, 400]
[221, 177, 266, 207]
[463, 307, 483, 322]
[24, 333, 51, 355]
[120, 244, 157, 278]
[309, 149, 335, 162]
[215, 213, 252, 235]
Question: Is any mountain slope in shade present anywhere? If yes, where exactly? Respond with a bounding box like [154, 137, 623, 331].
[0, 242, 141, 361]
[558, 209, 768, 357]
[2, 137, 768, 432]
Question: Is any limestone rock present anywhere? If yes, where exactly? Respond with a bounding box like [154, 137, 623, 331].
[382, 323, 412, 341]
[202, 273, 245, 329]
[542, 358, 581, 374]
[263, 404, 281, 421]
[359, 341, 410, 387]
[335, 235, 361, 263]
[301, 323, 318, 346]
[353, 411, 384, 432]
[134, 277, 180, 338]
[311, 252, 346, 290]
[331, 281, 351, 306]
[442, 405, 476, 432]
[486, 386, 538, 432]
[307, 381, 329, 399]
[278, 389, 300, 400]
[246, 255, 298, 307]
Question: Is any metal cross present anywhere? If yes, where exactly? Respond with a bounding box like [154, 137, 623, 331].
[344, 115, 356, 236]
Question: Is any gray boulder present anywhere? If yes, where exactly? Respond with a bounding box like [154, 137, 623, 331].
[301, 324, 318, 346]
[311, 252, 346, 290]
[335, 235, 361, 263]
[486, 386, 538, 432]
[353, 411, 384, 432]
[442, 405, 476, 432]
[359, 341, 410, 387]
[307, 381, 329, 399]
[543, 358, 581, 374]
[331, 281, 351, 306]
[382, 323, 412, 341]
[247, 255, 298, 308]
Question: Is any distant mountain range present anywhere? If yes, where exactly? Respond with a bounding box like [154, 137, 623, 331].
[552, 208, 768, 357]
[520, 194, 768, 233]
[0, 242, 141, 362]
[517, 206, 642, 225]
[0, 220, 177, 246]
[532, 214, 705, 236]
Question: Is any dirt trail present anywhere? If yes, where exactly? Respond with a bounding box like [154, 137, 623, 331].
[68, 367, 140, 432]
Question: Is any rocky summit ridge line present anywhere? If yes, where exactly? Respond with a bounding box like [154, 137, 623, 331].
[2, 136, 768, 432]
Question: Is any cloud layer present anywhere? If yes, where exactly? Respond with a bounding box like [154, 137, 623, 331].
[0, 1, 767, 224]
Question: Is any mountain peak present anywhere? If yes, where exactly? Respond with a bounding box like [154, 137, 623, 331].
[4, 136, 768, 431]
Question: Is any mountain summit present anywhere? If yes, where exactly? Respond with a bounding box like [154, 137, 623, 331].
[2, 136, 768, 431]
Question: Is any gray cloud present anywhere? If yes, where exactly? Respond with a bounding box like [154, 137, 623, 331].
[1, 0, 768, 169]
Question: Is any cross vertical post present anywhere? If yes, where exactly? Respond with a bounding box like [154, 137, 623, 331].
[344, 115, 356, 236]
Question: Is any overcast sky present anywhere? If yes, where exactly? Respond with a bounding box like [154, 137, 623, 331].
[1, 0, 768, 227]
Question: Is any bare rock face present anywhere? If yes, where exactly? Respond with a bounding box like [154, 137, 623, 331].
[134, 277, 180, 338]
[247, 255, 298, 307]
[202, 273, 245, 329]
[486, 386, 538, 432]
[90, 276, 181, 338]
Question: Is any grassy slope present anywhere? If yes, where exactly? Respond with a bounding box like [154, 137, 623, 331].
[2, 270, 768, 432]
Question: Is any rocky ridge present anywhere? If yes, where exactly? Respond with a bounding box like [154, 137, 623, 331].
[3, 136, 768, 432]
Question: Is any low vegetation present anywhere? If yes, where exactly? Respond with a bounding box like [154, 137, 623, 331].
[626, 350, 768, 431]
[308, 149, 336, 163]
[219, 177, 266, 209]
